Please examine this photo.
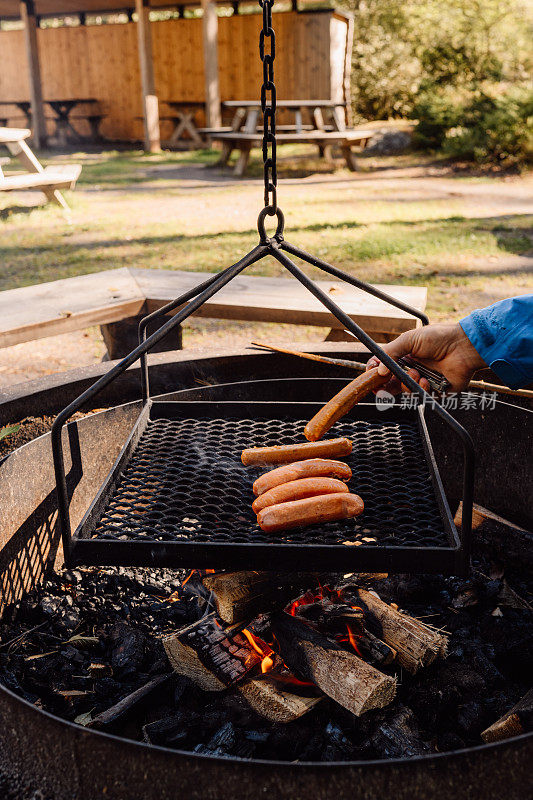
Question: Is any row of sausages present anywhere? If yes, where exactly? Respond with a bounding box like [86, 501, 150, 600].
[239, 367, 384, 532]
[241, 440, 364, 533]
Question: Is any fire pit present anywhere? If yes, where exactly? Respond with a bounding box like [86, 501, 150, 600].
[0, 349, 531, 800]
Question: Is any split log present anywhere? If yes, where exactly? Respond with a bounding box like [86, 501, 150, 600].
[202, 571, 324, 625]
[163, 630, 225, 691]
[455, 502, 533, 570]
[270, 612, 396, 716]
[354, 589, 448, 674]
[88, 674, 171, 731]
[163, 618, 321, 723]
[481, 689, 533, 743]
[238, 676, 322, 724]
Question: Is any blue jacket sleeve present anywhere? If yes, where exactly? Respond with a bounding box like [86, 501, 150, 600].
[459, 295, 533, 390]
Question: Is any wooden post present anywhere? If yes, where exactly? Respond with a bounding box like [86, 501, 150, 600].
[201, 0, 221, 129]
[20, 0, 46, 149]
[135, 0, 161, 153]
[343, 13, 354, 127]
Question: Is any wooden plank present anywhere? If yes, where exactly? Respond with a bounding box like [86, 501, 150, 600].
[19, 0, 46, 149]
[0, 167, 80, 191]
[135, 0, 160, 152]
[0, 268, 145, 349]
[132, 267, 427, 333]
[0, 127, 31, 143]
[201, 0, 221, 128]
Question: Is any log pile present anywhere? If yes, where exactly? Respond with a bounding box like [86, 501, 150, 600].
[164, 570, 449, 723]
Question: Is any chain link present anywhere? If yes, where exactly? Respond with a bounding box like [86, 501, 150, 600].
[259, 0, 277, 212]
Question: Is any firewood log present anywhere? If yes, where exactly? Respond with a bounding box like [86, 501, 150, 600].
[455, 502, 533, 570]
[481, 689, 533, 743]
[353, 589, 448, 674]
[270, 612, 396, 716]
[163, 626, 321, 723]
[238, 676, 322, 724]
[202, 571, 325, 625]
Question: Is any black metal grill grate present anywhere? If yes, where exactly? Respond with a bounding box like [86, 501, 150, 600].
[91, 415, 448, 549]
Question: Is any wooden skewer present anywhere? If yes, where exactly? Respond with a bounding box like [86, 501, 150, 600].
[251, 342, 533, 400]
[250, 341, 367, 371]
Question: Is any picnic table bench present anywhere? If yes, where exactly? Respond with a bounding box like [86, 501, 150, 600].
[0, 267, 427, 360]
[0, 127, 81, 210]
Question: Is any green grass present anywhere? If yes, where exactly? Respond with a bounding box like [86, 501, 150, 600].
[0, 147, 531, 322]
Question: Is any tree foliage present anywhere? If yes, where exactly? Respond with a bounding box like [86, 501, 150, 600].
[340, 0, 533, 119]
[339, 0, 533, 162]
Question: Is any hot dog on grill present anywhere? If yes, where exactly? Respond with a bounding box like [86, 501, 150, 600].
[252, 477, 349, 513]
[304, 368, 388, 442]
[241, 437, 352, 466]
[257, 492, 364, 533]
[253, 458, 352, 496]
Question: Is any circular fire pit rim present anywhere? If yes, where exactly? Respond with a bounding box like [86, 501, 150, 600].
[0, 677, 531, 768]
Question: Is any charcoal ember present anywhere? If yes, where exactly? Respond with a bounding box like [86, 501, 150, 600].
[194, 721, 236, 755]
[40, 597, 61, 616]
[437, 732, 466, 752]
[63, 570, 83, 585]
[108, 623, 149, 677]
[369, 706, 430, 759]
[436, 661, 486, 696]
[143, 714, 188, 746]
[268, 725, 314, 762]
[456, 701, 485, 736]
[321, 722, 357, 761]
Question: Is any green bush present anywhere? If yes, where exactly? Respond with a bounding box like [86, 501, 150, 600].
[413, 87, 533, 165]
[412, 88, 464, 148]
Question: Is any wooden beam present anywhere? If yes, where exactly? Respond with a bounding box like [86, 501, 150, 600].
[201, 0, 221, 129]
[19, 0, 46, 150]
[135, 0, 161, 153]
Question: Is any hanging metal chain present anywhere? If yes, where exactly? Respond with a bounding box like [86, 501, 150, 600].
[259, 0, 277, 213]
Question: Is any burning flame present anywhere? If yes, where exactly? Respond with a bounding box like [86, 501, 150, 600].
[182, 568, 215, 587]
[286, 585, 364, 656]
[242, 628, 275, 673]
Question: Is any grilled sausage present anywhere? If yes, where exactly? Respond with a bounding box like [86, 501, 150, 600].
[252, 477, 349, 513]
[257, 492, 364, 533]
[241, 437, 352, 466]
[304, 368, 388, 441]
[253, 458, 352, 496]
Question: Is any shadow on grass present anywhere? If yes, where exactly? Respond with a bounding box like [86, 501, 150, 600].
[0, 204, 46, 221]
[1, 213, 532, 292]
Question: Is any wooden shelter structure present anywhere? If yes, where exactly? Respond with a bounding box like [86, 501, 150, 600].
[0, 1, 353, 151]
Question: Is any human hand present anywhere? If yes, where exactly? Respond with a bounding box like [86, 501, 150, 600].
[366, 323, 486, 394]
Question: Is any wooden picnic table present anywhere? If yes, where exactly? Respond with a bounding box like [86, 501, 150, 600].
[209, 100, 371, 176]
[0, 101, 32, 128]
[0, 126, 81, 210]
[162, 101, 206, 148]
[0, 99, 103, 146]
[46, 98, 102, 146]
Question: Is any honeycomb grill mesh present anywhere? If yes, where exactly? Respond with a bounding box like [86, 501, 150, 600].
[91, 416, 449, 549]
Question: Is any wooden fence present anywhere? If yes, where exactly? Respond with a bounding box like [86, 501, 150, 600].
[0, 10, 350, 141]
